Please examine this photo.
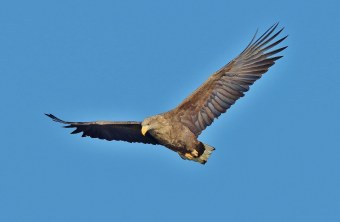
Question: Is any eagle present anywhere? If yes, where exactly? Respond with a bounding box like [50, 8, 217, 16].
[46, 23, 287, 164]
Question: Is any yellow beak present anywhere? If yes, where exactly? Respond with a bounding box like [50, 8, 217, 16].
[141, 125, 150, 136]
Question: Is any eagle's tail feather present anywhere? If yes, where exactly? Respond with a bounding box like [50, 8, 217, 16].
[195, 144, 215, 164]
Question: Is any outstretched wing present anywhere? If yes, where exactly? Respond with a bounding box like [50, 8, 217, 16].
[172, 23, 287, 136]
[45, 114, 159, 145]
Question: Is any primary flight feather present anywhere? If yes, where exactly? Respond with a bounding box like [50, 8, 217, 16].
[46, 23, 287, 164]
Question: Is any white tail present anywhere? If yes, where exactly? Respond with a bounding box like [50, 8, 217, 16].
[195, 144, 215, 164]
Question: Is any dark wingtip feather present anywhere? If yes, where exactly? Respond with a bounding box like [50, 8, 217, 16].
[253, 23, 279, 46]
[71, 128, 82, 134]
[244, 28, 259, 50]
[45, 113, 53, 118]
[243, 23, 280, 53]
[265, 46, 288, 57]
[270, 55, 284, 61]
[243, 23, 287, 57]
[45, 113, 69, 124]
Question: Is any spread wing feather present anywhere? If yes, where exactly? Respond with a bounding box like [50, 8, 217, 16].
[45, 114, 158, 145]
[172, 23, 287, 136]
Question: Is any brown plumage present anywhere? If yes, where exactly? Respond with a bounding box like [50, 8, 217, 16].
[46, 23, 287, 164]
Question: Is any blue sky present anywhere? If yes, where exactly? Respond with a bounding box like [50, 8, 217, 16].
[1, 0, 339, 221]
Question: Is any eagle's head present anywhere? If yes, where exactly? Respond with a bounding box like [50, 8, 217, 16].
[141, 115, 166, 136]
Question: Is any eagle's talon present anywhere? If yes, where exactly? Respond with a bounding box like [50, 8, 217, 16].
[191, 150, 199, 157]
[184, 153, 194, 160]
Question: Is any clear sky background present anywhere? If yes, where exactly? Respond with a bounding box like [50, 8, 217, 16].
[1, 0, 339, 221]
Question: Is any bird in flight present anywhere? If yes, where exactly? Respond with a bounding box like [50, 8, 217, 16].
[46, 23, 287, 164]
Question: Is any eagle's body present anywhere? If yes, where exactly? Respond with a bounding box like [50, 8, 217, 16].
[143, 114, 194, 152]
[46, 23, 287, 164]
[141, 113, 213, 163]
